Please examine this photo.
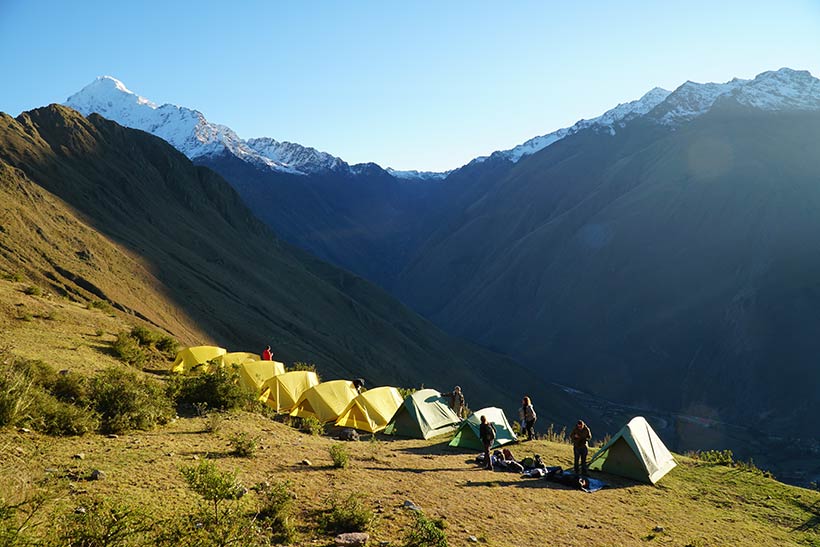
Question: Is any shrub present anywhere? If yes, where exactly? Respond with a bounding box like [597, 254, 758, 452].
[229, 433, 258, 458]
[318, 493, 374, 534]
[13, 358, 56, 391]
[167, 369, 252, 412]
[56, 496, 151, 547]
[130, 325, 160, 346]
[180, 460, 245, 523]
[29, 392, 98, 436]
[23, 286, 42, 296]
[288, 362, 320, 380]
[256, 480, 298, 544]
[1, 271, 24, 282]
[51, 372, 89, 405]
[87, 299, 113, 313]
[111, 331, 148, 367]
[0, 485, 53, 545]
[155, 335, 179, 359]
[0, 368, 34, 427]
[544, 423, 569, 444]
[693, 449, 734, 466]
[89, 368, 174, 434]
[155, 509, 265, 547]
[397, 387, 417, 400]
[329, 443, 350, 469]
[297, 415, 324, 436]
[404, 511, 448, 547]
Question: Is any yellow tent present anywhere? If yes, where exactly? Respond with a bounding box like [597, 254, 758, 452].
[222, 352, 261, 367]
[236, 359, 285, 393]
[335, 386, 404, 433]
[171, 346, 227, 373]
[260, 370, 320, 412]
[290, 380, 358, 423]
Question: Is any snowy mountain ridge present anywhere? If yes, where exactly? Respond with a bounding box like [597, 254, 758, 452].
[64, 69, 820, 180]
[473, 67, 820, 167]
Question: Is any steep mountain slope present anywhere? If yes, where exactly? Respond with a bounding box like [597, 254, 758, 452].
[397, 89, 820, 438]
[0, 104, 584, 421]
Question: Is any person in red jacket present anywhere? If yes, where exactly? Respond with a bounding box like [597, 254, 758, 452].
[261, 345, 272, 360]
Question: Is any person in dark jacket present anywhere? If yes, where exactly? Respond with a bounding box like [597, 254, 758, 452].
[479, 415, 496, 470]
[519, 396, 537, 440]
[570, 420, 592, 476]
[442, 386, 465, 419]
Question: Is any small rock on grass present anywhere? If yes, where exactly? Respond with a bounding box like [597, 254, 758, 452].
[335, 532, 369, 546]
[72, 453, 85, 460]
[300, 459, 311, 466]
[402, 500, 421, 511]
[90, 470, 105, 481]
[468, 536, 479, 543]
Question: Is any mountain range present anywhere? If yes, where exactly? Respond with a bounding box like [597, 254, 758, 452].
[0, 103, 590, 425]
[60, 68, 820, 447]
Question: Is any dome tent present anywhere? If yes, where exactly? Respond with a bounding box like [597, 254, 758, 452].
[335, 386, 404, 433]
[383, 389, 461, 439]
[588, 416, 676, 484]
[260, 370, 319, 412]
[289, 380, 358, 423]
[449, 407, 517, 450]
[171, 346, 227, 373]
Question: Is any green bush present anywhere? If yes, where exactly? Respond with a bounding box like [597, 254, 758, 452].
[693, 449, 734, 465]
[87, 300, 113, 313]
[0, 485, 52, 546]
[89, 368, 174, 434]
[404, 511, 448, 547]
[155, 335, 179, 359]
[29, 392, 98, 436]
[154, 509, 265, 547]
[180, 460, 246, 523]
[256, 480, 298, 544]
[51, 372, 89, 405]
[55, 496, 151, 547]
[23, 286, 42, 296]
[287, 362, 320, 381]
[318, 493, 374, 534]
[130, 326, 160, 346]
[111, 332, 148, 367]
[229, 433, 258, 458]
[167, 368, 252, 412]
[13, 358, 56, 391]
[0, 368, 34, 427]
[297, 415, 324, 436]
[397, 387, 417, 400]
[329, 443, 350, 469]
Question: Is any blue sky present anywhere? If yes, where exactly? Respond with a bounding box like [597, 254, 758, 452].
[1, 1, 819, 171]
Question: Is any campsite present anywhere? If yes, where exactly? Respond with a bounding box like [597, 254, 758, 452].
[0, 285, 817, 547]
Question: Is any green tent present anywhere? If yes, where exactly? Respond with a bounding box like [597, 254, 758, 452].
[449, 407, 517, 450]
[588, 416, 676, 484]
[384, 389, 461, 439]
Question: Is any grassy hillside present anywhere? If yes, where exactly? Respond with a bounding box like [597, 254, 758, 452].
[0, 285, 817, 547]
[0, 104, 585, 422]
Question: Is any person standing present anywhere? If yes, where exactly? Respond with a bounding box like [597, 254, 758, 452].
[443, 386, 465, 419]
[519, 396, 537, 441]
[261, 345, 272, 361]
[570, 419, 592, 476]
[479, 415, 497, 470]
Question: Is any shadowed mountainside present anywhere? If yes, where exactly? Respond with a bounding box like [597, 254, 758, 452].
[0, 104, 587, 421]
[396, 102, 820, 438]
